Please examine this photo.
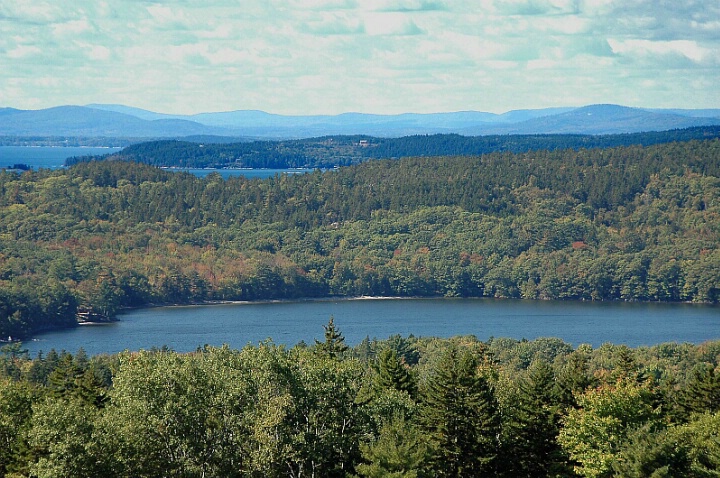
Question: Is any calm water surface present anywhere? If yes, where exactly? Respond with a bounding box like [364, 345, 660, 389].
[0, 146, 121, 169]
[0, 146, 311, 179]
[22, 298, 720, 356]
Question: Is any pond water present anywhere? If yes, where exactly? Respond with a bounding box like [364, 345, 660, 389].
[21, 298, 720, 356]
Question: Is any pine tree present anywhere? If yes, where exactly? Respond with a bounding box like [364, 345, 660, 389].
[376, 347, 417, 398]
[612, 423, 692, 477]
[385, 334, 420, 366]
[47, 353, 82, 399]
[612, 345, 646, 383]
[419, 345, 499, 477]
[502, 360, 571, 477]
[680, 364, 720, 416]
[315, 316, 349, 359]
[354, 335, 376, 362]
[555, 349, 595, 408]
[355, 415, 430, 478]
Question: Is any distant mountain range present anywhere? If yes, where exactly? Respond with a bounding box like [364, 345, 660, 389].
[1, 104, 719, 139]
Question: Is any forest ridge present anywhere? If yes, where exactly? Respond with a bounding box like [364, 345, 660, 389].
[66, 125, 720, 170]
[0, 137, 719, 339]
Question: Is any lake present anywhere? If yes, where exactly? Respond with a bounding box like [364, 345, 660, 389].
[0, 146, 311, 179]
[21, 298, 720, 356]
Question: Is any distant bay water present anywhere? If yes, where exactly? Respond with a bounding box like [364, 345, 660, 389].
[0, 146, 122, 169]
[22, 298, 720, 357]
[0, 146, 311, 179]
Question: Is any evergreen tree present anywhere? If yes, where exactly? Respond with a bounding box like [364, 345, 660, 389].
[353, 335, 376, 362]
[47, 353, 82, 400]
[419, 345, 499, 477]
[375, 347, 417, 398]
[612, 345, 646, 383]
[385, 334, 420, 366]
[681, 364, 720, 417]
[555, 349, 595, 408]
[315, 316, 349, 359]
[612, 423, 692, 477]
[503, 360, 571, 477]
[34, 349, 61, 386]
[355, 414, 429, 478]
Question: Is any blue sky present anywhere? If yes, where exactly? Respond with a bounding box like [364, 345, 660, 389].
[1, 0, 718, 115]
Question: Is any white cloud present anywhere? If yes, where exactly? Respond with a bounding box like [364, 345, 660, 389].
[51, 18, 91, 36]
[362, 12, 423, 35]
[0, 0, 718, 114]
[6, 44, 43, 59]
[75, 43, 112, 61]
[0, 2, 69, 23]
[608, 38, 716, 65]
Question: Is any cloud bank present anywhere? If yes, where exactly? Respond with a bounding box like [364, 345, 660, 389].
[1, 0, 718, 114]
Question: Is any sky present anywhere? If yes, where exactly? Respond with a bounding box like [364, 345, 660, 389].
[1, 0, 719, 115]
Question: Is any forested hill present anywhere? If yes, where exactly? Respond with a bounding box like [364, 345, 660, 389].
[2, 139, 720, 338]
[66, 125, 720, 169]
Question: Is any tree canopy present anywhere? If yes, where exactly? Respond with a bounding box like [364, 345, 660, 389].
[1, 333, 719, 476]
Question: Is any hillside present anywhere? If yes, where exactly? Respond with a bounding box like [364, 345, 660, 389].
[1, 138, 719, 339]
[69, 126, 720, 169]
[465, 104, 720, 135]
[0, 106, 233, 137]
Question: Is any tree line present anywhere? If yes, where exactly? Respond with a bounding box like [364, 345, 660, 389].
[66, 126, 720, 170]
[1, 328, 719, 477]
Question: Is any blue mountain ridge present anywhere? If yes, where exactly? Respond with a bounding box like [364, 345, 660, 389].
[0, 103, 717, 139]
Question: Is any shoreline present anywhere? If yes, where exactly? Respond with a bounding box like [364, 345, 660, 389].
[118, 295, 420, 312]
[125, 294, 714, 311]
[9, 295, 717, 345]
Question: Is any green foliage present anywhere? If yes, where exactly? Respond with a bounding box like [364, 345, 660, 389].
[0, 338, 719, 476]
[0, 379, 35, 476]
[2, 133, 720, 475]
[375, 347, 417, 397]
[384, 334, 420, 366]
[681, 364, 720, 417]
[502, 360, 571, 477]
[615, 412, 720, 478]
[354, 414, 430, 478]
[612, 423, 693, 478]
[555, 348, 596, 408]
[69, 127, 720, 170]
[27, 397, 103, 478]
[558, 379, 659, 477]
[314, 316, 349, 359]
[101, 345, 301, 477]
[675, 412, 720, 477]
[419, 345, 499, 477]
[287, 348, 367, 477]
